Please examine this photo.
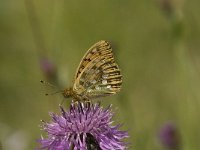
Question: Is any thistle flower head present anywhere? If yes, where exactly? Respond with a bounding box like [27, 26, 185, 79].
[39, 57, 57, 81]
[38, 102, 128, 150]
[159, 122, 181, 150]
[159, 0, 174, 16]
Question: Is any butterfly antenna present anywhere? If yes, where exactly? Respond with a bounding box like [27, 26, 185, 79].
[40, 80, 57, 89]
[45, 90, 63, 96]
[40, 80, 64, 96]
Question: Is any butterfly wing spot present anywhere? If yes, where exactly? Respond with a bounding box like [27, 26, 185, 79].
[107, 85, 111, 89]
[95, 70, 100, 74]
[102, 80, 107, 84]
[91, 80, 97, 84]
[102, 74, 109, 79]
[91, 48, 97, 53]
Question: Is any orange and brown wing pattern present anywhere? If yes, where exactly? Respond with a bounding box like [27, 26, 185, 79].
[73, 40, 122, 100]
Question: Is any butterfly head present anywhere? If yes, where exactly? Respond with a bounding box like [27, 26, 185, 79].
[62, 87, 73, 98]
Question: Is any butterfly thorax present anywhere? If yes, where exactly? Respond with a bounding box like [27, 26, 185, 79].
[63, 87, 86, 101]
[62, 87, 74, 98]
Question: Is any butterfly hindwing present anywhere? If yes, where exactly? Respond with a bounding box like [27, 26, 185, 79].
[73, 40, 122, 99]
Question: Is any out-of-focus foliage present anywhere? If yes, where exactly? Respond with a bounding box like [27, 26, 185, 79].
[0, 0, 200, 149]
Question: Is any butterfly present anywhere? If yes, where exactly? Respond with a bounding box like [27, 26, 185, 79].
[63, 40, 122, 102]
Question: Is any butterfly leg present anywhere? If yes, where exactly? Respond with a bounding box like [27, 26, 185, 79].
[81, 95, 92, 104]
[71, 99, 80, 105]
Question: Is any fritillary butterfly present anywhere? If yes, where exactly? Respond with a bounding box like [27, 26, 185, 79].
[63, 40, 122, 102]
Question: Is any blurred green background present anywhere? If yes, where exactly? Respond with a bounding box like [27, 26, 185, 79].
[0, 0, 200, 149]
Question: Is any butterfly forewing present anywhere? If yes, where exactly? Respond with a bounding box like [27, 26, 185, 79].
[73, 40, 122, 100]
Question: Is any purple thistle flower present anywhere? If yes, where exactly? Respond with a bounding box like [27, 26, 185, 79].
[38, 102, 128, 150]
[159, 0, 174, 16]
[158, 122, 181, 150]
